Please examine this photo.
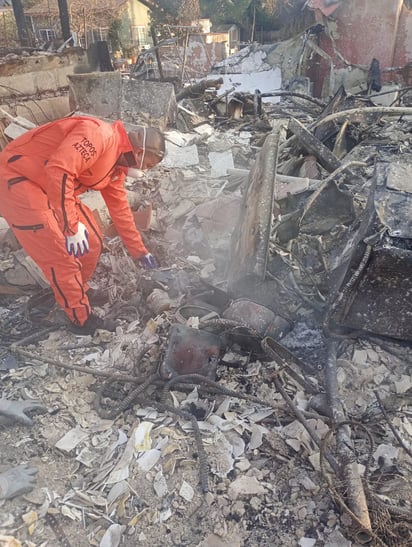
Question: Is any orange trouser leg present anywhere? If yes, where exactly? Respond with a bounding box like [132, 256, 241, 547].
[0, 177, 103, 325]
[76, 200, 103, 283]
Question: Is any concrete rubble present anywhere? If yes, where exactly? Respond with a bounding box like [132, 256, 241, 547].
[0, 14, 412, 547]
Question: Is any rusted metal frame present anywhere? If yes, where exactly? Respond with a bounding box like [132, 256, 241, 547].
[154, 401, 209, 493]
[94, 373, 159, 420]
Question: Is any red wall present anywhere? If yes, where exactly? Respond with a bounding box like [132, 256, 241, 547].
[309, 0, 412, 95]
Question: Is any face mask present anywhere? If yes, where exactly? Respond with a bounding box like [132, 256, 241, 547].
[139, 127, 147, 169]
[128, 127, 147, 176]
[127, 167, 143, 179]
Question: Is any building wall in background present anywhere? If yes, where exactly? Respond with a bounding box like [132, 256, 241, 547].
[307, 0, 412, 96]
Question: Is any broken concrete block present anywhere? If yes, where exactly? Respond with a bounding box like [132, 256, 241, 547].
[121, 80, 176, 130]
[4, 249, 49, 288]
[146, 288, 171, 315]
[67, 72, 122, 118]
[68, 74, 176, 131]
[208, 150, 234, 178]
[165, 129, 205, 147]
[4, 121, 34, 139]
[162, 141, 199, 168]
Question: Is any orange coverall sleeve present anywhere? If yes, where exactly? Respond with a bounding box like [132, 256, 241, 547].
[44, 122, 108, 235]
[101, 175, 148, 259]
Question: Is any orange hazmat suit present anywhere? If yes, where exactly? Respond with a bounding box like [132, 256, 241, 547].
[0, 116, 149, 325]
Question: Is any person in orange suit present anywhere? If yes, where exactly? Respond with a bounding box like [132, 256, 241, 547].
[0, 115, 165, 334]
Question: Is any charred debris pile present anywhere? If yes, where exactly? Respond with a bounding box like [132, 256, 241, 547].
[0, 76, 411, 546]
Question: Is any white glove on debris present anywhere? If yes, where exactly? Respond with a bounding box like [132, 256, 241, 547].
[65, 222, 89, 257]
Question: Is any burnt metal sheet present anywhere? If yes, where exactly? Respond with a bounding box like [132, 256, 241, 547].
[222, 298, 292, 339]
[159, 324, 225, 379]
[300, 180, 356, 235]
[227, 121, 283, 287]
[375, 162, 412, 238]
[335, 247, 412, 339]
[329, 162, 412, 340]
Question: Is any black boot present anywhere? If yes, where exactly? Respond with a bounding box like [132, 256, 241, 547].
[68, 314, 116, 335]
[86, 288, 109, 306]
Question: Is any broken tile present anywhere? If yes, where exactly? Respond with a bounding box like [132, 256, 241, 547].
[227, 476, 266, 500]
[54, 426, 89, 453]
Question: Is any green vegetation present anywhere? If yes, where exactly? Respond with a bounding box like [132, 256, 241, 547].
[150, 0, 308, 41]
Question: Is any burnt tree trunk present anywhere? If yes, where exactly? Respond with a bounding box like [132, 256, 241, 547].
[11, 0, 29, 47]
[57, 0, 71, 42]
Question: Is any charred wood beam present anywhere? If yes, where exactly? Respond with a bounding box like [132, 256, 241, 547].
[150, 26, 164, 81]
[367, 59, 381, 93]
[313, 85, 347, 143]
[260, 90, 326, 108]
[288, 117, 341, 173]
[176, 78, 224, 101]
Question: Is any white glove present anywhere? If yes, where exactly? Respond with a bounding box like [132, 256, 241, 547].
[140, 253, 158, 269]
[65, 221, 89, 257]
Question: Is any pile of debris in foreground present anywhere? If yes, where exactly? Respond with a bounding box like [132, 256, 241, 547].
[0, 83, 411, 547]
